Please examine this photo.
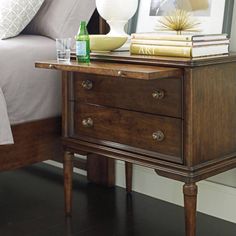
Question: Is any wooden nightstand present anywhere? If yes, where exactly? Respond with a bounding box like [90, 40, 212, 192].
[36, 52, 236, 236]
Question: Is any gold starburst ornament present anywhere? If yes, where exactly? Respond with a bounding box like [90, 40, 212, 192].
[155, 9, 201, 35]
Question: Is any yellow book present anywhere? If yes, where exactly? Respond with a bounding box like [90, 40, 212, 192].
[130, 44, 191, 57]
[130, 44, 229, 58]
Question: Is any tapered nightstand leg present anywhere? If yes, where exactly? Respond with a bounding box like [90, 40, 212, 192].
[183, 183, 198, 236]
[64, 151, 74, 216]
[125, 162, 133, 194]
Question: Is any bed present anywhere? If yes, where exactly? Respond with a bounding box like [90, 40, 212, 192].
[0, 0, 98, 171]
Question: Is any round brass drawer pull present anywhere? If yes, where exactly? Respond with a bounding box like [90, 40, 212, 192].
[82, 118, 94, 128]
[117, 71, 127, 77]
[82, 80, 93, 90]
[152, 90, 165, 100]
[49, 64, 54, 69]
[152, 131, 165, 142]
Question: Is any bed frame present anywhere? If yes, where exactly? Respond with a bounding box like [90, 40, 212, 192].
[0, 11, 114, 184]
[0, 117, 61, 171]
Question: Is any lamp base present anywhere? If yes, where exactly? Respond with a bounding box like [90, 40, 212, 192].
[107, 20, 130, 36]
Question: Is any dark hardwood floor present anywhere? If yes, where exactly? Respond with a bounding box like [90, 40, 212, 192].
[0, 163, 235, 236]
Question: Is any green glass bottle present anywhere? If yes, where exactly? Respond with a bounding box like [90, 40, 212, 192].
[76, 21, 90, 64]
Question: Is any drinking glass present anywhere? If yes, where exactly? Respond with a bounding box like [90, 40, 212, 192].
[56, 38, 71, 62]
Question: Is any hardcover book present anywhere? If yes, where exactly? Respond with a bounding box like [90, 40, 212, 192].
[130, 44, 229, 58]
[131, 33, 228, 42]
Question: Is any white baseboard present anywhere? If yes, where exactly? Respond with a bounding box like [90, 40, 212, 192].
[115, 160, 236, 224]
[45, 160, 236, 223]
[44, 160, 87, 176]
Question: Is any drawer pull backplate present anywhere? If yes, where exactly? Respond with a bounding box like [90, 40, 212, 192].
[152, 90, 165, 100]
[82, 80, 93, 90]
[152, 131, 165, 142]
[82, 118, 94, 128]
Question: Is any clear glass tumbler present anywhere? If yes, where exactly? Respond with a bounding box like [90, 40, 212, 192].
[56, 38, 71, 62]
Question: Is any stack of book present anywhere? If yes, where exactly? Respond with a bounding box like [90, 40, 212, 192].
[130, 33, 230, 58]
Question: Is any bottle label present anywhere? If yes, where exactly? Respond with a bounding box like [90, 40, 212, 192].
[76, 41, 87, 56]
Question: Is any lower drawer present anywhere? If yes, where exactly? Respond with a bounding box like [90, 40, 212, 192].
[73, 104, 182, 163]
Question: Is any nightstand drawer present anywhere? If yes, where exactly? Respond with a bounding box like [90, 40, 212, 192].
[75, 74, 182, 118]
[74, 103, 182, 163]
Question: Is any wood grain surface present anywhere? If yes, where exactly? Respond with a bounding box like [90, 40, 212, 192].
[74, 103, 183, 162]
[75, 73, 182, 118]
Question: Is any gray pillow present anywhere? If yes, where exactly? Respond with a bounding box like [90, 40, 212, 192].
[24, 0, 96, 40]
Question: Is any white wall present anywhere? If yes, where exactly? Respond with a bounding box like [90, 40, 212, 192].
[230, 2, 236, 51]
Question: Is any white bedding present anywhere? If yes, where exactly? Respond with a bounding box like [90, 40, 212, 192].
[0, 35, 61, 145]
[0, 88, 13, 144]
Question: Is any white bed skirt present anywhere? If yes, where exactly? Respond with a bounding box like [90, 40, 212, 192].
[0, 88, 13, 144]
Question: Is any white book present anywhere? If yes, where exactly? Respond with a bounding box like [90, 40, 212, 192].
[131, 33, 228, 42]
[191, 44, 229, 57]
[131, 39, 230, 47]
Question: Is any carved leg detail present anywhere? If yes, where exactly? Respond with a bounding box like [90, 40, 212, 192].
[183, 183, 198, 236]
[64, 151, 74, 216]
[125, 162, 133, 194]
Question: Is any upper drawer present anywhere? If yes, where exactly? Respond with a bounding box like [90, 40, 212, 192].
[75, 73, 182, 118]
[35, 61, 182, 80]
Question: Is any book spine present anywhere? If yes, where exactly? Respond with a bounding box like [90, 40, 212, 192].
[131, 39, 193, 47]
[131, 34, 193, 41]
[130, 44, 192, 58]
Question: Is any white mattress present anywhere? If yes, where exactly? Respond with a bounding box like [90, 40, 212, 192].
[0, 35, 61, 145]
